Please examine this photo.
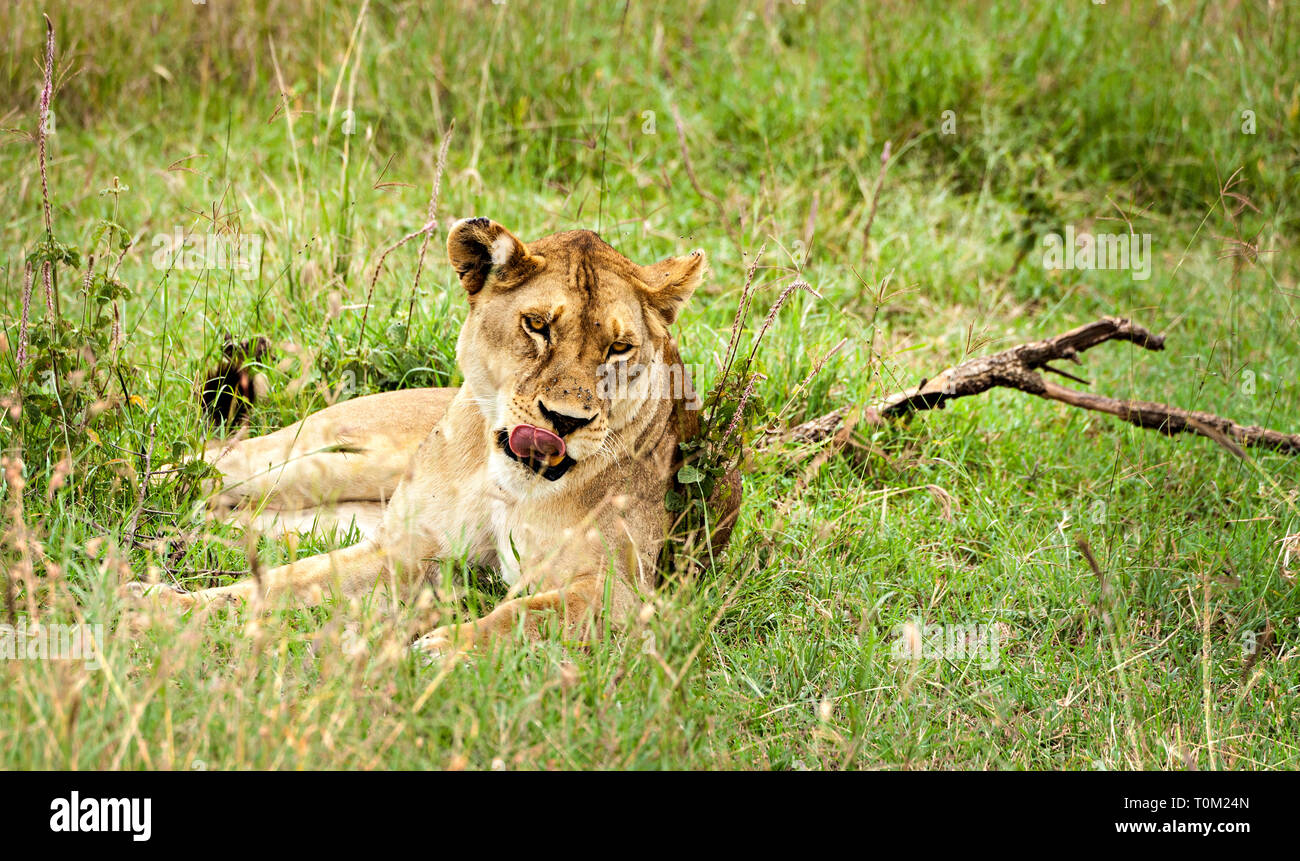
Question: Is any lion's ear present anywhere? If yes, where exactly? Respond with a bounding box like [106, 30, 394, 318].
[446, 217, 542, 295]
[641, 249, 705, 325]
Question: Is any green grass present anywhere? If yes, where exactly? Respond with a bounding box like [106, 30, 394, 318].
[1, 0, 1297, 769]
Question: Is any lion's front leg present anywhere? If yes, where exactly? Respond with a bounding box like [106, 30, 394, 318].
[411, 572, 637, 658]
[124, 448, 454, 613]
[202, 539, 399, 607]
[123, 536, 429, 611]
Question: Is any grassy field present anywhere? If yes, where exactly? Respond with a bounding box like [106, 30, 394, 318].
[1, 0, 1297, 769]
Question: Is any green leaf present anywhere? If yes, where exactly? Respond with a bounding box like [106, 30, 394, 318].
[676, 464, 705, 484]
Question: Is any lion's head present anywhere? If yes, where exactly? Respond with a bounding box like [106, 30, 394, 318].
[446, 217, 704, 493]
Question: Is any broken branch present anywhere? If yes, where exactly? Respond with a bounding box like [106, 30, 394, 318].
[776, 317, 1300, 457]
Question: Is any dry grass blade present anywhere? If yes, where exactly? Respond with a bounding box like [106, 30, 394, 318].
[358, 124, 455, 351]
[38, 15, 55, 237]
[404, 122, 456, 335]
[861, 139, 892, 257]
[16, 261, 33, 372]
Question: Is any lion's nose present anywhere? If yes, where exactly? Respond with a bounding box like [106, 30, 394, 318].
[538, 401, 596, 438]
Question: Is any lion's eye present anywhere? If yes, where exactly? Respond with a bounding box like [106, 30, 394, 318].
[607, 342, 634, 358]
[523, 315, 549, 338]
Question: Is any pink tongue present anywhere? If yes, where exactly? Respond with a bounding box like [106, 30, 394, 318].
[509, 424, 566, 460]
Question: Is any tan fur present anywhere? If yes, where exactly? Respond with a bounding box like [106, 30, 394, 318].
[125, 218, 708, 658]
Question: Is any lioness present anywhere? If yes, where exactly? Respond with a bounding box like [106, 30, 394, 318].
[126, 218, 734, 657]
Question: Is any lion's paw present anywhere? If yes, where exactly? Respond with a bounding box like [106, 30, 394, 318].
[409, 628, 472, 666]
[119, 581, 199, 610]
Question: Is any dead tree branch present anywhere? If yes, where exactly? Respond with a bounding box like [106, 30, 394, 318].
[774, 317, 1300, 457]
